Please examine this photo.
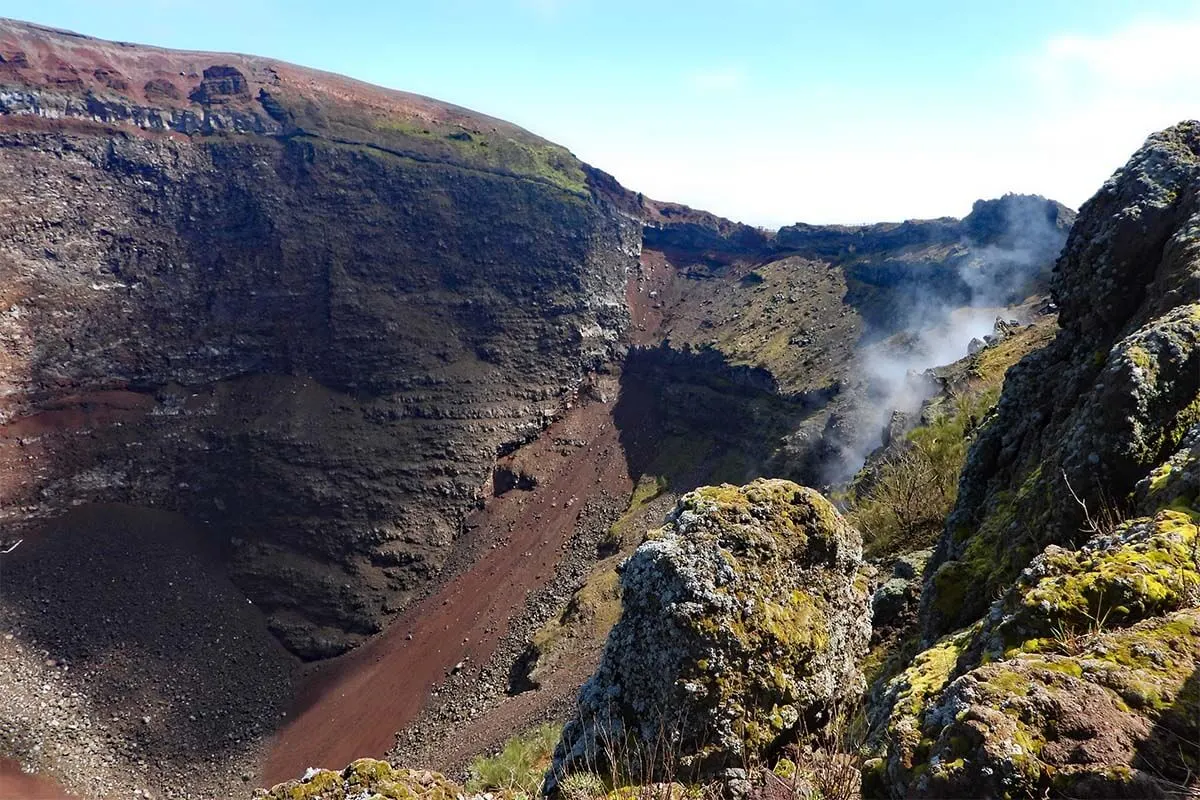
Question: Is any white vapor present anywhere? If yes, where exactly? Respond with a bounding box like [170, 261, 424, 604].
[818, 197, 1066, 484]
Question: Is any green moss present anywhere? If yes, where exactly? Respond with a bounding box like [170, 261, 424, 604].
[984, 669, 1032, 696]
[1164, 393, 1200, 452]
[891, 628, 972, 719]
[263, 759, 479, 800]
[602, 474, 669, 553]
[530, 563, 622, 669]
[968, 318, 1057, 386]
[1125, 344, 1156, 378]
[1148, 462, 1173, 493]
[1001, 511, 1199, 643]
[932, 469, 1051, 633]
[760, 590, 828, 650]
[773, 757, 797, 780]
[372, 116, 589, 194]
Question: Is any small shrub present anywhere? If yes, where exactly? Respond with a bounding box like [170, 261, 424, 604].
[467, 723, 563, 796]
[759, 700, 864, 800]
[560, 771, 607, 800]
[845, 388, 1001, 559]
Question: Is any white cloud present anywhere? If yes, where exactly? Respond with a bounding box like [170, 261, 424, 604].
[579, 13, 1200, 226]
[1034, 17, 1200, 91]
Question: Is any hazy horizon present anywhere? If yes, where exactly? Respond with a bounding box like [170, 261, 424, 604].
[6, 0, 1199, 226]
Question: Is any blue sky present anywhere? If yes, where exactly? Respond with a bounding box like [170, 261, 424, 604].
[5, 1, 1199, 225]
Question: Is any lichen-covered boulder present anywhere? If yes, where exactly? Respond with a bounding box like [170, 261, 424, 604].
[254, 759, 488, 800]
[979, 510, 1200, 652]
[547, 479, 870, 790]
[1134, 422, 1200, 515]
[912, 611, 1199, 799]
[867, 510, 1200, 798]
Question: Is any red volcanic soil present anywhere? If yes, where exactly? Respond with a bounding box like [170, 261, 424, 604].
[0, 761, 79, 800]
[264, 388, 636, 783]
[0, 17, 550, 143]
[627, 247, 684, 346]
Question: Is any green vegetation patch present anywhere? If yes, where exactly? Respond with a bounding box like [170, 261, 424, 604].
[258, 759, 481, 800]
[993, 510, 1200, 650]
[468, 723, 564, 797]
[845, 319, 1055, 562]
[372, 116, 589, 195]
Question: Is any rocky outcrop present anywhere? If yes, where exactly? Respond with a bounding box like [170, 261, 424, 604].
[0, 18, 638, 659]
[866, 122, 1200, 799]
[867, 510, 1199, 798]
[547, 480, 870, 790]
[256, 759, 484, 800]
[922, 123, 1200, 639]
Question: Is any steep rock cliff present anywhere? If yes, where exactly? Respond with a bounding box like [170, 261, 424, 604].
[922, 123, 1200, 638]
[0, 19, 638, 659]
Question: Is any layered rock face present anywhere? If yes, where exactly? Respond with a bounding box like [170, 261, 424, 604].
[0, 19, 637, 658]
[548, 480, 870, 789]
[0, 18, 1081, 667]
[867, 122, 1200, 798]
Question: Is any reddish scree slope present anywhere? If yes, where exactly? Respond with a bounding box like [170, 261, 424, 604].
[264, 392, 635, 783]
[0, 759, 76, 799]
[263, 269, 675, 783]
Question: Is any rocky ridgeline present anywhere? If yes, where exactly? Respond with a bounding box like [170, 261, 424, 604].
[547, 479, 870, 790]
[865, 122, 1200, 797]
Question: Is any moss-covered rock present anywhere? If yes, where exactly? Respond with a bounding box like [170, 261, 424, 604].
[254, 759, 489, 800]
[922, 122, 1200, 640]
[547, 479, 870, 790]
[864, 625, 977, 798]
[865, 122, 1200, 799]
[869, 509, 1200, 798]
[1133, 422, 1200, 516]
[916, 611, 1200, 798]
[980, 510, 1200, 654]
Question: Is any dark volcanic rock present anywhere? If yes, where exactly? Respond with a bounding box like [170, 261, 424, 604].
[189, 64, 249, 104]
[0, 19, 638, 659]
[143, 77, 180, 100]
[865, 121, 1200, 800]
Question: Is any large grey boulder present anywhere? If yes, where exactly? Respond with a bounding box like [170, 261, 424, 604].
[546, 479, 870, 790]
